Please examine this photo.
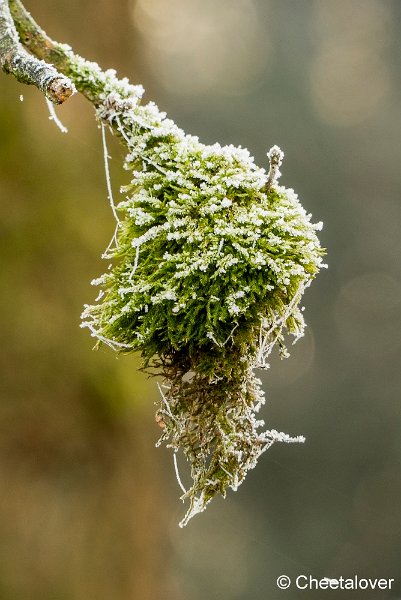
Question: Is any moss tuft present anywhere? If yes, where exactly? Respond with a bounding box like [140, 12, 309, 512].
[79, 74, 326, 525]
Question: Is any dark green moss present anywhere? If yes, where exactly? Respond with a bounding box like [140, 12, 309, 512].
[79, 76, 325, 525]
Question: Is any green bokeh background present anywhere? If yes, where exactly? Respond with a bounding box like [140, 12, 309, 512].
[0, 1, 400, 599]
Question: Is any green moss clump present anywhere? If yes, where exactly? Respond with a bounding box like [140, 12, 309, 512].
[80, 76, 325, 525]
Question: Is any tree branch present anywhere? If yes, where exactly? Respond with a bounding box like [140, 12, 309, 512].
[9, 0, 109, 106]
[0, 0, 74, 103]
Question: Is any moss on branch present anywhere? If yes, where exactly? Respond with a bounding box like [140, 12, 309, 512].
[6, 0, 326, 526]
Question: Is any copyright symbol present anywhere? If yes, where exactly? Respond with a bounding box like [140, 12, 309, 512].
[277, 575, 291, 590]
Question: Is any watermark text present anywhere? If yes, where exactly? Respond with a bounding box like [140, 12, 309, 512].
[276, 575, 395, 591]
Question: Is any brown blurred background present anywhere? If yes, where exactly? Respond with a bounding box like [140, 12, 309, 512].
[0, 1, 400, 599]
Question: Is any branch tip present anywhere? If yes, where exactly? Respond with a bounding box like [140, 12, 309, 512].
[0, 0, 75, 104]
[266, 145, 284, 192]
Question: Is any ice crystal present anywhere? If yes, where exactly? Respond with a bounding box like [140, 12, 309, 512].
[77, 63, 326, 525]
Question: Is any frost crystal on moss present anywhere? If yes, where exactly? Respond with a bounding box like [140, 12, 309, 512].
[79, 72, 325, 526]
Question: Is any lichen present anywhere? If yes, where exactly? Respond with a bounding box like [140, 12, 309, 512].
[79, 72, 326, 526]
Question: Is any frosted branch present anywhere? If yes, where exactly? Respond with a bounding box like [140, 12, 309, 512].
[9, 0, 106, 106]
[0, 0, 74, 103]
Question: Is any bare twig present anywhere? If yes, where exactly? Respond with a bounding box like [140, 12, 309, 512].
[265, 145, 284, 193]
[0, 0, 74, 103]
